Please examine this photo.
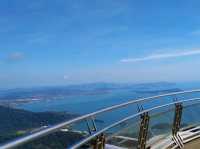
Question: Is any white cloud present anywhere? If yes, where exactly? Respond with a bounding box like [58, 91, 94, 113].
[120, 49, 200, 63]
[7, 52, 24, 61]
[63, 75, 69, 80]
[191, 30, 200, 35]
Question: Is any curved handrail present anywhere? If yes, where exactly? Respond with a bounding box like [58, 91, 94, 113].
[1, 89, 200, 149]
[70, 97, 200, 149]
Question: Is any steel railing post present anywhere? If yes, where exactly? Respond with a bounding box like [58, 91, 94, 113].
[91, 133, 106, 149]
[172, 103, 183, 136]
[137, 112, 150, 149]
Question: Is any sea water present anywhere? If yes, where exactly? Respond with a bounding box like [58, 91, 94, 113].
[15, 83, 200, 133]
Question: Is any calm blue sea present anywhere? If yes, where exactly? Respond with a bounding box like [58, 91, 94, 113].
[15, 82, 200, 131]
[16, 90, 145, 114]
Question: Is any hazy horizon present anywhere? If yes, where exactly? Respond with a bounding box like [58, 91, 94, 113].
[1, 81, 200, 90]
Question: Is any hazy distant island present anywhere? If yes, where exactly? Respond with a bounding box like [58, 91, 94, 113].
[0, 82, 181, 107]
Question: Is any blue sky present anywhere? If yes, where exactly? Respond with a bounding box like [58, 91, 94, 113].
[1, 0, 200, 88]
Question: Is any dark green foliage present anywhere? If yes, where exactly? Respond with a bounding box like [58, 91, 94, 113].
[0, 106, 75, 135]
[17, 131, 83, 149]
[0, 106, 83, 148]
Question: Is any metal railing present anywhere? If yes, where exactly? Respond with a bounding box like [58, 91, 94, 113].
[71, 98, 200, 148]
[1, 89, 200, 149]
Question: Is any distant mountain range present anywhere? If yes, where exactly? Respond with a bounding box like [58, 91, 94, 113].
[0, 82, 179, 101]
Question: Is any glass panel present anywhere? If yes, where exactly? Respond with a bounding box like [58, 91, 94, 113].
[106, 117, 140, 149]
[147, 106, 174, 148]
[181, 102, 200, 128]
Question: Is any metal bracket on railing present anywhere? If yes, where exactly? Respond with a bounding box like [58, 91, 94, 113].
[172, 103, 183, 136]
[137, 112, 150, 149]
[86, 118, 106, 149]
[86, 117, 97, 135]
[91, 133, 106, 149]
[137, 104, 144, 112]
[173, 96, 178, 102]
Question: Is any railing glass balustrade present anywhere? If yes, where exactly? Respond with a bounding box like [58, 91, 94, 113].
[1, 90, 200, 149]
